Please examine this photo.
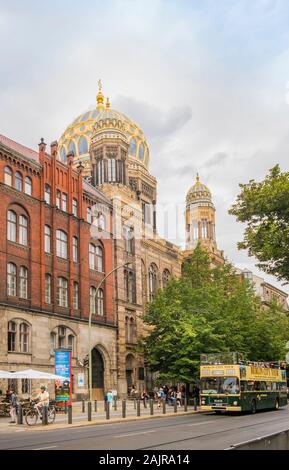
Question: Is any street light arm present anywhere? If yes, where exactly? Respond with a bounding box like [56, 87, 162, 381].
[88, 261, 132, 403]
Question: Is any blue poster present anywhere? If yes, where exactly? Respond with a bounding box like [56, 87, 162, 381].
[55, 350, 71, 403]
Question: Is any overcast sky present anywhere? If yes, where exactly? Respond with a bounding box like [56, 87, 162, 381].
[1, 0, 289, 293]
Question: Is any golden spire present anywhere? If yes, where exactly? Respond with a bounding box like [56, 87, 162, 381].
[196, 172, 200, 182]
[96, 79, 104, 109]
[106, 97, 110, 109]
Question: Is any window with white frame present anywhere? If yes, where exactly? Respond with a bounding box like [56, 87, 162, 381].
[45, 274, 52, 304]
[7, 263, 17, 297]
[90, 286, 96, 315]
[24, 176, 32, 196]
[72, 236, 78, 262]
[62, 193, 67, 212]
[44, 184, 51, 204]
[8, 321, 16, 351]
[19, 266, 28, 299]
[15, 171, 23, 191]
[4, 166, 12, 186]
[44, 225, 52, 253]
[19, 215, 28, 246]
[56, 190, 61, 209]
[19, 322, 29, 352]
[89, 244, 103, 271]
[7, 210, 17, 242]
[107, 158, 116, 182]
[58, 326, 66, 348]
[97, 288, 104, 316]
[73, 282, 79, 309]
[72, 198, 78, 217]
[87, 207, 92, 223]
[57, 277, 68, 307]
[56, 230, 67, 258]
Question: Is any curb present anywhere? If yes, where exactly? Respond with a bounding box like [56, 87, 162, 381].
[11, 410, 203, 432]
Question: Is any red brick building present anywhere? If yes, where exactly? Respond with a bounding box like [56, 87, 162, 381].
[0, 135, 117, 399]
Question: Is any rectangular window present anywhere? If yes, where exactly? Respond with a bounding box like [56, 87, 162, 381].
[19, 323, 29, 352]
[56, 190, 61, 209]
[45, 274, 51, 304]
[58, 326, 66, 348]
[57, 278, 68, 307]
[73, 282, 79, 309]
[56, 230, 67, 259]
[44, 185, 51, 204]
[8, 321, 16, 352]
[21, 379, 31, 394]
[73, 237, 78, 262]
[72, 199, 78, 217]
[7, 263, 17, 297]
[44, 225, 51, 253]
[19, 215, 28, 246]
[7, 210, 17, 242]
[62, 193, 67, 212]
[19, 267, 28, 299]
[87, 207, 92, 224]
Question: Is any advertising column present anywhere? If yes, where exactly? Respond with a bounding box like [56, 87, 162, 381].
[55, 349, 72, 405]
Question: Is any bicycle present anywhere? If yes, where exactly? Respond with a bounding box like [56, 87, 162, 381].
[25, 399, 56, 426]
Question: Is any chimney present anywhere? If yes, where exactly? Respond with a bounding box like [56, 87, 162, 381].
[50, 140, 58, 158]
[38, 138, 46, 163]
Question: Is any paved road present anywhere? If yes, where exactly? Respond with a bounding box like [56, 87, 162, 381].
[1, 408, 289, 450]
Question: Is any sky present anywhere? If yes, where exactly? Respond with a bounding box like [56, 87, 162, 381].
[1, 0, 289, 293]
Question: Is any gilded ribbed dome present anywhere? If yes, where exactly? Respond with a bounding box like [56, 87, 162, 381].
[57, 87, 150, 173]
[186, 175, 212, 204]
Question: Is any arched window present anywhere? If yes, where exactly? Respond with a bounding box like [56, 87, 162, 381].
[68, 140, 76, 156]
[8, 321, 16, 351]
[73, 236, 78, 262]
[97, 161, 104, 185]
[57, 277, 68, 307]
[4, 166, 12, 186]
[162, 269, 171, 288]
[60, 147, 67, 162]
[19, 215, 28, 246]
[125, 269, 136, 303]
[201, 220, 208, 238]
[89, 244, 103, 271]
[78, 136, 88, 155]
[7, 210, 17, 242]
[56, 230, 67, 258]
[7, 263, 17, 297]
[107, 159, 116, 182]
[90, 287, 96, 314]
[148, 263, 158, 301]
[19, 322, 29, 352]
[138, 143, 144, 160]
[67, 334, 74, 354]
[123, 226, 134, 254]
[97, 288, 104, 316]
[129, 138, 137, 157]
[24, 176, 32, 196]
[45, 274, 51, 304]
[15, 171, 23, 191]
[58, 326, 66, 348]
[19, 266, 28, 299]
[44, 184, 51, 204]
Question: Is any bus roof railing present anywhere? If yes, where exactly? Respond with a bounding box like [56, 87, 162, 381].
[200, 353, 285, 369]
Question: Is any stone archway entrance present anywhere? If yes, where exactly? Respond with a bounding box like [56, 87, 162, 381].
[91, 348, 104, 400]
[126, 354, 136, 395]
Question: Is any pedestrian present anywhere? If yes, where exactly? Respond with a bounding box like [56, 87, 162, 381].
[35, 385, 49, 413]
[9, 389, 18, 423]
[157, 387, 165, 408]
[106, 390, 113, 409]
[176, 390, 182, 407]
[192, 385, 200, 406]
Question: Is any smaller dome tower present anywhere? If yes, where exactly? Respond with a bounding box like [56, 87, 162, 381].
[185, 174, 217, 252]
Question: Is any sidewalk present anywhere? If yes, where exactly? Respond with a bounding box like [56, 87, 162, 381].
[0, 400, 202, 433]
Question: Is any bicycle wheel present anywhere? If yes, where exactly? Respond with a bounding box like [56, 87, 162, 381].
[48, 407, 56, 424]
[25, 409, 38, 426]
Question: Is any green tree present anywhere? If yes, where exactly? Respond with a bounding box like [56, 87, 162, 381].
[229, 165, 289, 283]
[140, 244, 289, 383]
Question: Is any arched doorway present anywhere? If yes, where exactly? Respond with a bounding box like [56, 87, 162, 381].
[126, 354, 136, 395]
[91, 348, 104, 400]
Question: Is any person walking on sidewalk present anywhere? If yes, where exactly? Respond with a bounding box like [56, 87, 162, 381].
[106, 390, 113, 410]
[9, 389, 18, 423]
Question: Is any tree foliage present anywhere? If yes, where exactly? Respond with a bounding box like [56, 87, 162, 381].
[229, 165, 289, 283]
[140, 244, 289, 383]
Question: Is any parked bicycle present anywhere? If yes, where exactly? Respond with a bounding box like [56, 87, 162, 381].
[25, 399, 56, 426]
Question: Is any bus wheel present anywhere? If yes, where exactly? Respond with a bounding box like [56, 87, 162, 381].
[275, 399, 279, 410]
[251, 400, 256, 414]
[214, 410, 222, 415]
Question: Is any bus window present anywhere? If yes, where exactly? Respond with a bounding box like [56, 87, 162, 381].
[281, 383, 287, 391]
[255, 381, 261, 391]
[266, 382, 272, 391]
[272, 382, 277, 391]
[240, 381, 247, 392]
[260, 382, 267, 391]
[247, 381, 254, 391]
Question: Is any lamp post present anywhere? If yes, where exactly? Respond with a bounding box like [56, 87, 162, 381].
[88, 261, 131, 403]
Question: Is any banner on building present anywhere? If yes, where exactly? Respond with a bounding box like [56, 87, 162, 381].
[77, 373, 85, 387]
[55, 349, 72, 404]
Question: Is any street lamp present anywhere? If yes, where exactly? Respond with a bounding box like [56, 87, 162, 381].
[88, 261, 131, 403]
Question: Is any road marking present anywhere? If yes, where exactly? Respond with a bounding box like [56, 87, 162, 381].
[32, 445, 58, 450]
[114, 430, 156, 438]
[187, 420, 216, 427]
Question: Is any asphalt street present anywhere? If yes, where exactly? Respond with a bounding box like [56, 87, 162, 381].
[1, 407, 289, 450]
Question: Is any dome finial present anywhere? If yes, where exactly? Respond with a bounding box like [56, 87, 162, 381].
[196, 172, 200, 182]
[96, 79, 104, 109]
[106, 97, 110, 109]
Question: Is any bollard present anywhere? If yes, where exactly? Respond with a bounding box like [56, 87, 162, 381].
[17, 403, 23, 425]
[82, 400, 85, 413]
[42, 405, 48, 425]
[133, 398, 136, 409]
[64, 402, 68, 414]
[137, 399, 141, 417]
[162, 398, 166, 414]
[88, 401, 92, 421]
[106, 401, 110, 420]
[184, 397, 188, 412]
[113, 396, 117, 411]
[68, 404, 72, 424]
[149, 399, 154, 415]
[174, 398, 178, 413]
[122, 399, 126, 418]
[194, 397, 197, 411]
[94, 400, 97, 412]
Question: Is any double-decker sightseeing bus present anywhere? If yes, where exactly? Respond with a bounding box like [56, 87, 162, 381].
[200, 353, 287, 414]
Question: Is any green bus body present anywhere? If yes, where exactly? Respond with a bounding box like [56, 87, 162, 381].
[200, 363, 287, 413]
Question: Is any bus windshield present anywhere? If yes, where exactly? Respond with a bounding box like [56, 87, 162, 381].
[201, 377, 240, 394]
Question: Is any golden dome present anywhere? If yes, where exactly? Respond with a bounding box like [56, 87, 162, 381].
[58, 86, 150, 170]
[186, 174, 212, 204]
